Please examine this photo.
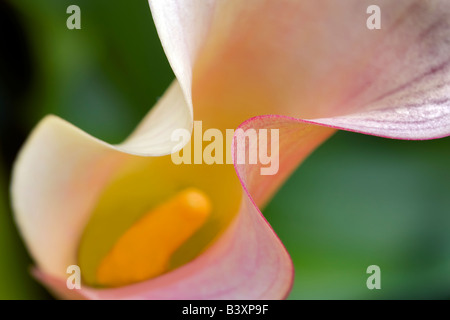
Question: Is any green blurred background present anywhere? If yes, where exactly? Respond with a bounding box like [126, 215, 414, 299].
[0, 0, 448, 299]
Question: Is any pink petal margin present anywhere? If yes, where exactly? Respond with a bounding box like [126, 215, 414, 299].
[33, 188, 295, 300]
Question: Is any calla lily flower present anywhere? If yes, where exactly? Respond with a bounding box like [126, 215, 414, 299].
[11, 0, 450, 299]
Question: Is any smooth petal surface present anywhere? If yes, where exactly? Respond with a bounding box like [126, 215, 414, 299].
[192, 0, 450, 139]
[12, 82, 191, 279]
[149, 0, 217, 112]
[120, 82, 192, 155]
[314, 104, 450, 140]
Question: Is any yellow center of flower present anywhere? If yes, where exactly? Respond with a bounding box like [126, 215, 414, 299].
[95, 188, 211, 287]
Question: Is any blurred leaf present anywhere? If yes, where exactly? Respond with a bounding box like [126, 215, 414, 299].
[265, 132, 450, 299]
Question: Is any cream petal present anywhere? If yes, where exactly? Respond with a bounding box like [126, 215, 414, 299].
[11, 82, 191, 279]
[149, 0, 217, 113]
[120, 81, 192, 155]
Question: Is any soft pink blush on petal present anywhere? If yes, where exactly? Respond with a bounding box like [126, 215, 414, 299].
[193, 0, 450, 137]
